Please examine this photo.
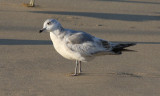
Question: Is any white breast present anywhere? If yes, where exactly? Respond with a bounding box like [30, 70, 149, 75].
[50, 32, 83, 61]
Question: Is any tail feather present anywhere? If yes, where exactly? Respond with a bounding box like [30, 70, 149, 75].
[112, 43, 136, 54]
[100, 40, 136, 55]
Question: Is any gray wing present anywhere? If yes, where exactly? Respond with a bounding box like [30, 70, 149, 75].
[66, 31, 136, 56]
[67, 32, 94, 44]
[66, 32, 114, 56]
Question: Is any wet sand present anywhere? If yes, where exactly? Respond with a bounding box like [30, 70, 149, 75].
[0, 0, 160, 96]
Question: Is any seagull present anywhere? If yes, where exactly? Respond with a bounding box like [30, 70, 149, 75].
[39, 19, 136, 76]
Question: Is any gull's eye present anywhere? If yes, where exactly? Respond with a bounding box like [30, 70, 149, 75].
[47, 22, 52, 25]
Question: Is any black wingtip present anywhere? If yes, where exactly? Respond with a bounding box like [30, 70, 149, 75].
[112, 42, 136, 54]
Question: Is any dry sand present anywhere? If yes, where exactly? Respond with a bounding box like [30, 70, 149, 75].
[0, 0, 160, 96]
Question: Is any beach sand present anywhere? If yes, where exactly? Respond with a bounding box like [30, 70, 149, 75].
[0, 0, 160, 96]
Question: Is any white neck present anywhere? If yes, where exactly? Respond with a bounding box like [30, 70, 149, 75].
[52, 29, 61, 36]
[50, 28, 66, 40]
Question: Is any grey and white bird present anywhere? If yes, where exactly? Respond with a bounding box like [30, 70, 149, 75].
[39, 19, 136, 76]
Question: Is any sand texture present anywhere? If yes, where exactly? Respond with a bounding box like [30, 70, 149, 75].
[0, 0, 160, 96]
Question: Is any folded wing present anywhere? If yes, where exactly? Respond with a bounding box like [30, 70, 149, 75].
[66, 31, 136, 56]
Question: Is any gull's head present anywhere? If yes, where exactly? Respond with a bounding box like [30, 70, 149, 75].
[39, 19, 62, 33]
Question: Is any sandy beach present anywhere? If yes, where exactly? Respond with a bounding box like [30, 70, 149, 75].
[0, 0, 160, 96]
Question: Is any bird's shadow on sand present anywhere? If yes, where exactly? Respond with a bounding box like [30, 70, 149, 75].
[79, 72, 160, 78]
[80, 72, 142, 78]
[1, 39, 160, 45]
[29, 11, 160, 22]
